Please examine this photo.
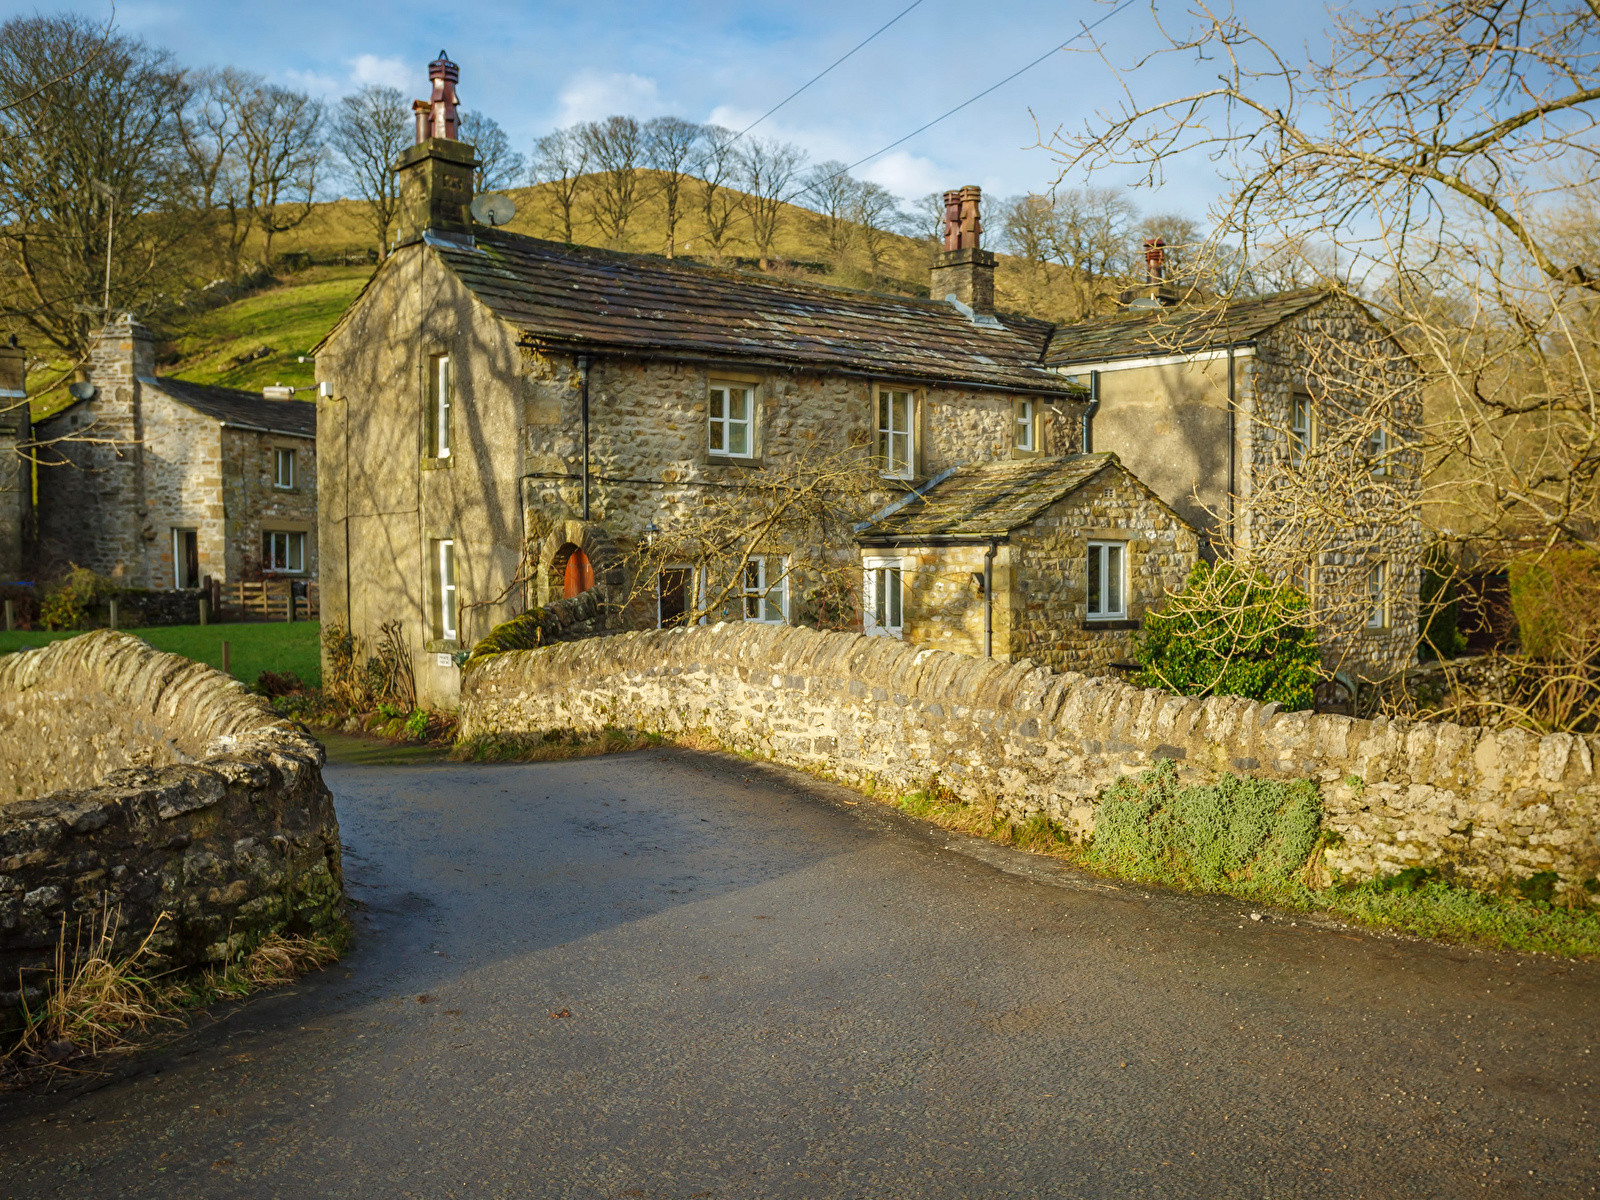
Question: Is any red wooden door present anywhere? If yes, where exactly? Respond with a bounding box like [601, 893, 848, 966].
[563, 549, 594, 598]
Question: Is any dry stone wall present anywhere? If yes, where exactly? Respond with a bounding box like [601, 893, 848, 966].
[0, 633, 344, 1010]
[461, 623, 1600, 904]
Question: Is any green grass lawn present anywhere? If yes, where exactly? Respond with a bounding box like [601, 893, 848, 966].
[164, 265, 374, 392]
[0, 621, 321, 688]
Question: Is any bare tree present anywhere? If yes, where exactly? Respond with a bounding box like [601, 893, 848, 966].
[530, 126, 589, 243]
[694, 125, 743, 259]
[1048, 0, 1600, 728]
[240, 84, 323, 267]
[458, 110, 524, 193]
[739, 137, 807, 270]
[330, 84, 409, 259]
[851, 182, 909, 281]
[579, 115, 643, 249]
[643, 116, 701, 258]
[801, 161, 863, 264]
[0, 14, 191, 357]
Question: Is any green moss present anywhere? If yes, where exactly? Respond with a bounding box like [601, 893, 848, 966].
[465, 612, 545, 663]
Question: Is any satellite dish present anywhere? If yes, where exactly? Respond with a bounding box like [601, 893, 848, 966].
[471, 193, 516, 227]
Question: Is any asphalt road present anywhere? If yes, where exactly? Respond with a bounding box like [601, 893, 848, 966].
[1, 747, 1597, 1198]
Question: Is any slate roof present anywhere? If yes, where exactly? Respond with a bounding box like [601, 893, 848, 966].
[144, 377, 317, 438]
[422, 230, 1079, 396]
[857, 453, 1139, 541]
[1043, 288, 1328, 368]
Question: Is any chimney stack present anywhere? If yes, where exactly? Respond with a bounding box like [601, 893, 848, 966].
[393, 51, 479, 248]
[1122, 235, 1180, 309]
[930, 185, 997, 318]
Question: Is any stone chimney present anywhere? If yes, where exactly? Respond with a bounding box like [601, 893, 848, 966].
[85, 313, 155, 403]
[393, 51, 480, 248]
[930, 185, 997, 318]
[1120, 236, 1180, 309]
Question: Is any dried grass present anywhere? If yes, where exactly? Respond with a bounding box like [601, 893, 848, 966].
[239, 933, 341, 987]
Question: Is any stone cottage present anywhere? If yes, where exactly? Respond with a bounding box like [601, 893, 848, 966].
[33, 315, 318, 590]
[1046, 273, 1424, 676]
[312, 54, 1423, 708]
[855, 452, 1198, 672]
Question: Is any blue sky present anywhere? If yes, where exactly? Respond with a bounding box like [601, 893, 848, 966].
[30, 0, 1331, 221]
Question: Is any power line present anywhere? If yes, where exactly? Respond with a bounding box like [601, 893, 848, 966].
[807, 0, 1140, 196]
[736, 0, 929, 140]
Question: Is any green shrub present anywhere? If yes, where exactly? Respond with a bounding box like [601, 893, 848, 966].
[38, 566, 115, 631]
[1133, 562, 1321, 709]
[1087, 759, 1322, 893]
[1508, 548, 1600, 660]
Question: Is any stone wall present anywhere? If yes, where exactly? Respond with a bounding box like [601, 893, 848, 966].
[220, 425, 318, 583]
[460, 623, 1600, 904]
[0, 632, 344, 1010]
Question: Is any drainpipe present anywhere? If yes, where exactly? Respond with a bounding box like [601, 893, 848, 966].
[983, 539, 998, 659]
[578, 355, 592, 521]
[1081, 369, 1101, 453]
[1226, 348, 1236, 550]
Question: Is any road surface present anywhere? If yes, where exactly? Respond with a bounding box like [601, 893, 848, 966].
[1, 747, 1596, 1197]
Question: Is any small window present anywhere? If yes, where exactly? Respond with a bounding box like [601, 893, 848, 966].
[1367, 425, 1390, 476]
[1086, 540, 1126, 620]
[658, 566, 696, 628]
[741, 555, 787, 624]
[1014, 399, 1036, 454]
[877, 387, 916, 478]
[1289, 392, 1314, 468]
[274, 447, 295, 489]
[437, 539, 458, 640]
[429, 354, 452, 459]
[708, 381, 754, 458]
[1367, 561, 1388, 629]
[262, 530, 305, 574]
[864, 559, 904, 638]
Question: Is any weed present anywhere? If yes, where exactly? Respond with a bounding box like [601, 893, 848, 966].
[450, 726, 662, 763]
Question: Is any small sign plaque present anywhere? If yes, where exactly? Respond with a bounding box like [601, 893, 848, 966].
[436, 653, 452, 668]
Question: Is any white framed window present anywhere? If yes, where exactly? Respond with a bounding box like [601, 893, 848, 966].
[429, 354, 452, 459]
[172, 528, 199, 589]
[1367, 425, 1390, 476]
[708, 380, 754, 458]
[876, 386, 916, 478]
[1086, 540, 1126, 620]
[1289, 392, 1314, 467]
[437, 539, 458, 640]
[263, 530, 305, 574]
[1367, 560, 1389, 629]
[273, 447, 295, 489]
[864, 558, 905, 638]
[1015, 399, 1036, 453]
[741, 555, 788, 624]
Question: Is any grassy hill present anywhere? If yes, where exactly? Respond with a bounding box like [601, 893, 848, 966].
[29, 173, 1087, 412]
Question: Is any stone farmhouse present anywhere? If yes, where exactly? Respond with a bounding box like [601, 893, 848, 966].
[313, 54, 1421, 709]
[33, 315, 318, 591]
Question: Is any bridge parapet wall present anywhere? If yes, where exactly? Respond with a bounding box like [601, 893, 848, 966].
[460, 623, 1600, 903]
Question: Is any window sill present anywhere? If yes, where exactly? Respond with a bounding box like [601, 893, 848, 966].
[706, 454, 762, 468]
[422, 456, 454, 471]
[1083, 618, 1139, 631]
[424, 638, 459, 653]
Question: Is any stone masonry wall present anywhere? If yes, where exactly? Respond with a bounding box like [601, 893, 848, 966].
[460, 623, 1600, 905]
[221, 425, 318, 582]
[0, 632, 344, 1010]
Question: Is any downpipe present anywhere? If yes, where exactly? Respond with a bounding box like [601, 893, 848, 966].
[984, 539, 997, 659]
[579, 355, 592, 521]
[1081, 369, 1101, 453]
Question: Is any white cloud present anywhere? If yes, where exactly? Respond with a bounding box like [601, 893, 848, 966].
[859, 151, 948, 205]
[280, 67, 343, 97]
[556, 70, 665, 126]
[348, 54, 411, 92]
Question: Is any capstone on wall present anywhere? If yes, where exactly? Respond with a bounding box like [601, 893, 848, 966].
[0, 632, 344, 1010]
[460, 623, 1600, 905]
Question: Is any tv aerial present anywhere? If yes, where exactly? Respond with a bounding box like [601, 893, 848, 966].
[471, 193, 516, 227]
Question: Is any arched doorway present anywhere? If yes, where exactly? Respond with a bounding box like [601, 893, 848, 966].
[562, 547, 594, 598]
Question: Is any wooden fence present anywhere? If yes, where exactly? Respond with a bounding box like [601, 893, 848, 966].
[214, 580, 319, 622]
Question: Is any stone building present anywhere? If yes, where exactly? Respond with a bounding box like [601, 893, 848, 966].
[1046, 277, 1424, 676]
[313, 54, 1423, 708]
[855, 452, 1198, 672]
[33, 315, 318, 589]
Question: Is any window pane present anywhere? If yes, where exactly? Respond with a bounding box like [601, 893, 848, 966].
[1106, 544, 1123, 614]
[728, 420, 748, 456]
[891, 433, 909, 472]
[765, 579, 784, 623]
[709, 419, 724, 451]
[888, 568, 901, 627]
[872, 568, 885, 625]
[729, 388, 748, 421]
[892, 392, 909, 435]
[1087, 545, 1102, 615]
[710, 388, 725, 420]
